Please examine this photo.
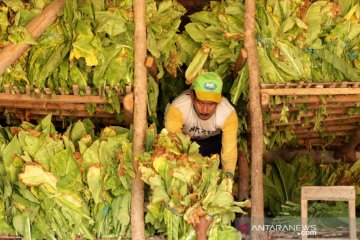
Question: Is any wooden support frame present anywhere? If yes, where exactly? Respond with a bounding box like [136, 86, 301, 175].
[261, 88, 360, 96]
[261, 82, 360, 148]
[301, 186, 357, 240]
[131, 0, 147, 238]
[0, 84, 134, 124]
[262, 94, 360, 108]
[244, 0, 265, 239]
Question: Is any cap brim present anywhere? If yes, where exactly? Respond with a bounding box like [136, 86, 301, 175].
[195, 90, 222, 103]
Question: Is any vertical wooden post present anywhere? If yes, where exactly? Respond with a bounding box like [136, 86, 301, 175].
[131, 0, 147, 239]
[0, 0, 66, 75]
[244, 0, 265, 238]
[301, 199, 308, 240]
[238, 151, 249, 200]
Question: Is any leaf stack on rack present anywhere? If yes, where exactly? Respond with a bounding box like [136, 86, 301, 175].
[0, 115, 134, 239]
[0, 0, 186, 121]
[176, 0, 360, 150]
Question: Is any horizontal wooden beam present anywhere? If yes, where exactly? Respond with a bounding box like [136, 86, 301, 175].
[2, 108, 114, 118]
[261, 81, 360, 89]
[261, 88, 360, 96]
[269, 102, 357, 113]
[0, 93, 108, 104]
[0, 101, 106, 111]
[297, 138, 346, 146]
[301, 186, 355, 201]
[269, 108, 350, 121]
[262, 95, 360, 108]
[0, 114, 123, 126]
[273, 114, 360, 126]
[296, 130, 352, 139]
[293, 125, 359, 134]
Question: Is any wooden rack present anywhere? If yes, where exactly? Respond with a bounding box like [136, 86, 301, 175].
[0, 84, 134, 126]
[261, 82, 360, 149]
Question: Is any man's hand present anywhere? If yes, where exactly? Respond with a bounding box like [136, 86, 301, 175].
[193, 216, 212, 240]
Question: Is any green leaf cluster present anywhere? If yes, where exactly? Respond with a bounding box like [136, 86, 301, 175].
[264, 154, 360, 217]
[0, 0, 186, 117]
[139, 129, 248, 240]
[0, 114, 133, 239]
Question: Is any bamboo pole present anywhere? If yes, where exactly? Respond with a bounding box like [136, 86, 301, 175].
[0, 0, 65, 75]
[131, 0, 147, 239]
[244, 0, 265, 238]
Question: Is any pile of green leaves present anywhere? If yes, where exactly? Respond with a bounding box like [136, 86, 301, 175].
[264, 154, 360, 217]
[0, 114, 134, 239]
[175, 0, 360, 151]
[139, 129, 249, 240]
[0, 0, 186, 116]
[176, 0, 244, 85]
[256, 0, 360, 84]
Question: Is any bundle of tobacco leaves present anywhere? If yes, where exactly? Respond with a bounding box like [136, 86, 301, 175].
[139, 129, 249, 240]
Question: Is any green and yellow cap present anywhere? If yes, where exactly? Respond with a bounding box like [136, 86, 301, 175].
[192, 72, 223, 103]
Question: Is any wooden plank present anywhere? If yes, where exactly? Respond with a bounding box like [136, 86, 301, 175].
[303, 238, 354, 240]
[301, 186, 355, 201]
[260, 87, 360, 96]
[296, 130, 353, 138]
[275, 122, 360, 131]
[270, 108, 351, 120]
[0, 93, 108, 104]
[3, 108, 113, 118]
[293, 125, 359, 134]
[20, 114, 122, 125]
[0, 101, 108, 111]
[270, 102, 357, 113]
[297, 138, 345, 147]
[268, 95, 360, 105]
[349, 200, 357, 240]
[273, 115, 360, 126]
[301, 199, 308, 240]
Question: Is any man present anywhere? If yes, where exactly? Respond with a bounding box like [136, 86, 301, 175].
[164, 72, 238, 239]
[165, 71, 238, 176]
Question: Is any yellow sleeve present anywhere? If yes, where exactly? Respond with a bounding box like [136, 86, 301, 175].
[221, 111, 238, 175]
[164, 105, 184, 133]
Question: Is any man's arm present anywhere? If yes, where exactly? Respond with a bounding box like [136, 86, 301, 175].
[221, 111, 238, 175]
[164, 105, 184, 133]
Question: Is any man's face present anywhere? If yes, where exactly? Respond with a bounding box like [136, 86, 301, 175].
[191, 91, 218, 120]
